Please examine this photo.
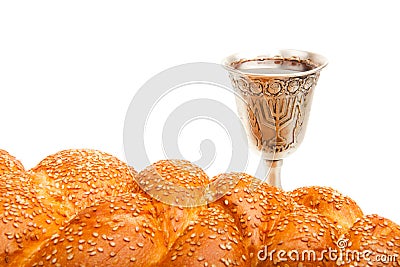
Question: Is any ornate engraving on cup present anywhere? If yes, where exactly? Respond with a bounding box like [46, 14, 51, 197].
[230, 73, 320, 160]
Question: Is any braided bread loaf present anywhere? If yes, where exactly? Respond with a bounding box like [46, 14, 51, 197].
[1, 149, 399, 267]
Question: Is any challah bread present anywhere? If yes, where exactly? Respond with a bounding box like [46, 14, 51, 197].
[259, 206, 339, 267]
[0, 149, 25, 176]
[0, 171, 59, 266]
[136, 159, 210, 249]
[24, 193, 167, 267]
[290, 186, 364, 234]
[136, 159, 209, 206]
[28, 149, 139, 224]
[3, 148, 400, 267]
[211, 173, 294, 266]
[343, 214, 400, 267]
[159, 203, 250, 267]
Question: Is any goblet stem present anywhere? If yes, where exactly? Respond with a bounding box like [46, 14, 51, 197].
[265, 160, 283, 189]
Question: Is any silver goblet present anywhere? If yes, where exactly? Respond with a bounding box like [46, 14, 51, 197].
[223, 49, 328, 188]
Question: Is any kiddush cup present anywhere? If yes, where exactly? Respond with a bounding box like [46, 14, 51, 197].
[223, 49, 328, 188]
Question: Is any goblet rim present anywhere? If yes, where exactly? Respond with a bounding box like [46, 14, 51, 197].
[222, 49, 328, 78]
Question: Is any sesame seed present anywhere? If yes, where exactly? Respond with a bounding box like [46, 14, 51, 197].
[221, 258, 230, 266]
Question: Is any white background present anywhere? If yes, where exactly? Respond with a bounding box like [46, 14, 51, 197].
[1, 1, 399, 223]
